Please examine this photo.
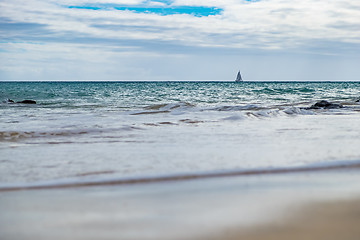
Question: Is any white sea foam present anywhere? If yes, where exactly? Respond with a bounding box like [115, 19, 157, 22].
[283, 107, 316, 115]
[210, 104, 264, 111]
[222, 114, 246, 121]
[0, 126, 139, 142]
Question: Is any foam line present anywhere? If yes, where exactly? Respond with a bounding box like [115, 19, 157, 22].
[1, 160, 360, 192]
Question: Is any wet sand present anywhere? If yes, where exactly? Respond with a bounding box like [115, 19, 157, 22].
[207, 199, 360, 240]
[1, 170, 360, 240]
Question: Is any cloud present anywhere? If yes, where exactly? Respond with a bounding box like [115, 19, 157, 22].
[0, 0, 359, 80]
[1, 0, 359, 49]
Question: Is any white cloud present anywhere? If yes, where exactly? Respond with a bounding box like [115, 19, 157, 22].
[1, 0, 359, 50]
[1, 0, 359, 80]
[172, 0, 228, 7]
[148, 1, 167, 7]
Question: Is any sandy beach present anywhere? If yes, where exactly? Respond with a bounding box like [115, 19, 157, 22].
[207, 198, 360, 240]
[1, 169, 360, 240]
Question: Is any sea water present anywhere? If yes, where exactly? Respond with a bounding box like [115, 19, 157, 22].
[1, 81, 360, 187]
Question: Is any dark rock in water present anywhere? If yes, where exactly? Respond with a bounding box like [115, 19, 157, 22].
[309, 100, 343, 109]
[17, 100, 36, 104]
[356, 99, 360, 102]
[7, 99, 14, 103]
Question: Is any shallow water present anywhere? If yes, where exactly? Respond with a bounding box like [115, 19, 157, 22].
[1, 81, 360, 187]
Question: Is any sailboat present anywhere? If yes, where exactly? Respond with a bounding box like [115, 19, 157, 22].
[235, 70, 243, 82]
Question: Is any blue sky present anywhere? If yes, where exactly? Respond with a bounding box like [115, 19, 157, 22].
[0, 0, 359, 80]
[67, 0, 223, 16]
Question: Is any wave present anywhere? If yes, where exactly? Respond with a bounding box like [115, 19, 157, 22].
[0, 126, 139, 142]
[282, 107, 316, 115]
[211, 105, 316, 117]
[130, 99, 359, 117]
[2, 101, 358, 143]
[130, 102, 195, 115]
[0, 130, 90, 140]
[1, 160, 360, 192]
[210, 104, 266, 111]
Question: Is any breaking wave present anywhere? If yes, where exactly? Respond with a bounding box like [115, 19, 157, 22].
[131, 102, 195, 115]
[0, 126, 138, 142]
[127, 99, 359, 118]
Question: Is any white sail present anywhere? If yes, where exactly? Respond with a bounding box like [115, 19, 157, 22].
[235, 71, 242, 82]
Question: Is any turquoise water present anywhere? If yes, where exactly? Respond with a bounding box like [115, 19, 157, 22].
[1, 81, 360, 187]
[2, 81, 360, 109]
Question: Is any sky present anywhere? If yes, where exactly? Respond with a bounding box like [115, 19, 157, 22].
[0, 0, 359, 81]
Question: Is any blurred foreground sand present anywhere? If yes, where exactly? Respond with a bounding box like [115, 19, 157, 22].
[208, 199, 360, 240]
[2, 171, 360, 240]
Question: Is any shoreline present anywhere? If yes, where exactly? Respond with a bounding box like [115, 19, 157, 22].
[1, 160, 360, 192]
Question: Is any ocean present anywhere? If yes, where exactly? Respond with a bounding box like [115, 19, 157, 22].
[1, 81, 360, 189]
